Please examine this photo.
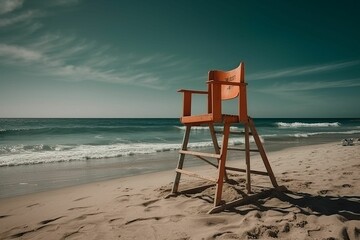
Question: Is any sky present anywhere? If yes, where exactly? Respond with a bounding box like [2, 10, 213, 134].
[0, 0, 359, 118]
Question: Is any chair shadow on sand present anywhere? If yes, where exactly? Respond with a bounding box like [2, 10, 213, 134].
[175, 181, 360, 220]
[227, 189, 360, 221]
[271, 191, 360, 220]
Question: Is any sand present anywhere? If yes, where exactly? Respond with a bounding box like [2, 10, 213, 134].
[0, 142, 359, 239]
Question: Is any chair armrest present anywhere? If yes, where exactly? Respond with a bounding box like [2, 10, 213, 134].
[206, 80, 247, 86]
[178, 89, 208, 94]
[178, 89, 208, 117]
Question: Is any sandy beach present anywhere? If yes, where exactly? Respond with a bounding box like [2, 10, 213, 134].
[0, 141, 359, 239]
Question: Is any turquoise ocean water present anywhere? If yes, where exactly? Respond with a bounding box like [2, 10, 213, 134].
[0, 118, 359, 198]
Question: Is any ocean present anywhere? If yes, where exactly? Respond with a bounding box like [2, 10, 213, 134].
[1, 118, 359, 198]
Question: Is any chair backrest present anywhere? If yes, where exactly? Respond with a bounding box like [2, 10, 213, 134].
[207, 62, 248, 122]
[208, 63, 245, 100]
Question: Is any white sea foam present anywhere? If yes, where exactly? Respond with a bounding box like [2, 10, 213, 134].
[261, 134, 279, 138]
[287, 130, 360, 138]
[0, 143, 179, 167]
[0, 127, 48, 133]
[292, 133, 311, 138]
[261, 130, 360, 139]
[0, 136, 262, 167]
[276, 122, 341, 128]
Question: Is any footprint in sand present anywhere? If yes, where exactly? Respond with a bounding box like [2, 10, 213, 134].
[125, 216, 162, 225]
[342, 184, 352, 188]
[318, 190, 330, 195]
[246, 225, 279, 239]
[73, 196, 90, 202]
[282, 223, 292, 233]
[144, 205, 161, 212]
[115, 195, 130, 203]
[141, 199, 160, 207]
[198, 216, 228, 227]
[123, 187, 132, 192]
[297, 181, 313, 188]
[140, 199, 160, 212]
[108, 217, 124, 223]
[295, 220, 308, 228]
[68, 206, 92, 211]
[125, 199, 160, 209]
[169, 214, 184, 223]
[62, 225, 86, 239]
[26, 203, 40, 208]
[74, 212, 103, 221]
[39, 216, 64, 225]
[212, 231, 238, 238]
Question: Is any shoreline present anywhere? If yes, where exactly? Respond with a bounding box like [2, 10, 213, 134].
[1, 141, 359, 239]
[0, 139, 345, 200]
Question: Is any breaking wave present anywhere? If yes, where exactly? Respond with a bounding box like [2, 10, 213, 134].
[0, 136, 262, 167]
[262, 130, 360, 139]
[276, 122, 341, 128]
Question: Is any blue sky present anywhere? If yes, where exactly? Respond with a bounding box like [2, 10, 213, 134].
[0, 0, 359, 118]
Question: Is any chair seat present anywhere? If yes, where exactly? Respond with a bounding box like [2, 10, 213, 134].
[181, 114, 239, 125]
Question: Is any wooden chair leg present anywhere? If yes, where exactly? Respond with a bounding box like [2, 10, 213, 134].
[214, 123, 231, 206]
[209, 124, 229, 182]
[172, 126, 191, 193]
[244, 123, 251, 193]
[209, 124, 220, 153]
[248, 118, 278, 188]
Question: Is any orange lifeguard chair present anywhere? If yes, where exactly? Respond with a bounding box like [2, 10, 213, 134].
[169, 62, 279, 213]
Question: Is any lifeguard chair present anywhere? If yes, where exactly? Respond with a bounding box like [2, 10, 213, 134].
[169, 62, 279, 213]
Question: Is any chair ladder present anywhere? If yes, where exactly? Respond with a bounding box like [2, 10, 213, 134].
[170, 117, 278, 208]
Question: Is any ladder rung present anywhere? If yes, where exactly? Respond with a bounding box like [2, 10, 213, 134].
[227, 148, 260, 152]
[179, 150, 220, 159]
[195, 155, 218, 168]
[225, 166, 269, 176]
[175, 168, 217, 182]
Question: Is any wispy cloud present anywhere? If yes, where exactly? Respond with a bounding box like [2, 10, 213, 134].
[0, 43, 42, 61]
[132, 54, 175, 66]
[0, 0, 80, 29]
[52, 0, 81, 7]
[257, 79, 360, 93]
[248, 60, 360, 81]
[0, 0, 24, 15]
[0, 34, 181, 89]
[0, 10, 43, 27]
